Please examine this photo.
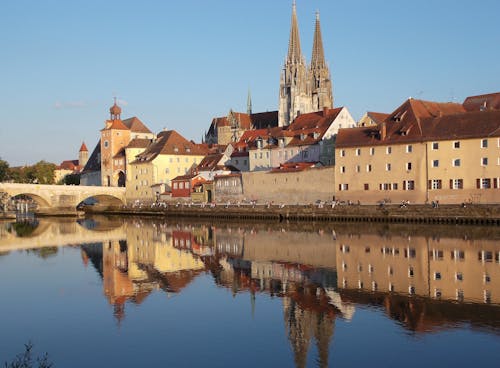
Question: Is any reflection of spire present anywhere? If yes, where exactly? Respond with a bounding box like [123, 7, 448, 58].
[284, 296, 312, 368]
[314, 313, 335, 368]
[113, 301, 125, 327]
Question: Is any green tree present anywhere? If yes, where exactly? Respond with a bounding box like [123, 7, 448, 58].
[31, 161, 56, 184]
[0, 158, 9, 182]
[62, 173, 80, 185]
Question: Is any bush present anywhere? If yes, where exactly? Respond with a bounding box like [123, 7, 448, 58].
[3, 342, 53, 368]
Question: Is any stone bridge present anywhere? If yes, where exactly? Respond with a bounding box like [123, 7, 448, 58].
[0, 183, 126, 215]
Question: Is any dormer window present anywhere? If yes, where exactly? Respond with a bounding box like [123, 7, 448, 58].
[256, 139, 263, 149]
[279, 138, 285, 147]
[300, 133, 306, 141]
[174, 147, 179, 152]
[313, 132, 320, 139]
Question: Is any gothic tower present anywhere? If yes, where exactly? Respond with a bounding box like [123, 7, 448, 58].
[79, 142, 89, 168]
[278, 1, 312, 127]
[309, 12, 333, 111]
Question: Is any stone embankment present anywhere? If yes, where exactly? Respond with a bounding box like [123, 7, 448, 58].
[89, 203, 500, 226]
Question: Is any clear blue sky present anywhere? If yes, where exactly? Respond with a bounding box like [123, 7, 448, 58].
[1, 0, 499, 166]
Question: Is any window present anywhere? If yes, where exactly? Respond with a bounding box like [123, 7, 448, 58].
[364, 183, 369, 190]
[179, 182, 184, 189]
[386, 146, 392, 154]
[450, 179, 463, 189]
[477, 178, 491, 189]
[432, 160, 439, 167]
[406, 162, 412, 171]
[340, 149, 345, 157]
[165, 168, 170, 174]
[386, 163, 391, 171]
[454, 141, 460, 149]
[481, 139, 488, 148]
[434, 272, 442, 280]
[456, 272, 463, 281]
[432, 142, 439, 150]
[428, 179, 442, 190]
[356, 148, 361, 156]
[453, 159, 461, 167]
[356, 165, 360, 173]
[173, 182, 178, 189]
[408, 266, 414, 277]
[366, 164, 372, 172]
[406, 145, 413, 153]
[104, 140, 109, 148]
[481, 157, 488, 166]
[339, 183, 349, 191]
[403, 180, 415, 190]
[370, 147, 375, 155]
[340, 166, 346, 173]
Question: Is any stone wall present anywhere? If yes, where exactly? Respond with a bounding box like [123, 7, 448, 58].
[241, 167, 335, 204]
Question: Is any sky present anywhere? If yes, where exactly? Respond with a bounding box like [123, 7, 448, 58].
[1, 0, 499, 166]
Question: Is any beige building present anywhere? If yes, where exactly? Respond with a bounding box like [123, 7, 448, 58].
[335, 94, 500, 204]
[127, 130, 208, 202]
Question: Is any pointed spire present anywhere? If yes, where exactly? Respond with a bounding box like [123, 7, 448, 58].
[311, 11, 326, 69]
[79, 141, 88, 152]
[287, 1, 303, 64]
[247, 89, 252, 115]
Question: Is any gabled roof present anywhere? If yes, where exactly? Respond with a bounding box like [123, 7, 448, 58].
[125, 138, 153, 149]
[58, 160, 80, 171]
[463, 92, 500, 112]
[286, 107, 343, 146]
[81, 140, 101, 173]
[133, 130, 209, 164]
[197, 153, 224, 171]
[210, 111, 278, 130]
[122, 117, 153, 134]
[367, 112, 390, 125]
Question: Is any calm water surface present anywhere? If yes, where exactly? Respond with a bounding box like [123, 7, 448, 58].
[0, 217, 499, 367]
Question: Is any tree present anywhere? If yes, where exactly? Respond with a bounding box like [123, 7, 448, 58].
[31, 161, 56, 184]
[62, 173, 80, 185]
[0, 158, 9, 182]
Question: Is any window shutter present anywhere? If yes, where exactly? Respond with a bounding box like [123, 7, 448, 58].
[476, 179, 481, 189]
[449, 179, 453, 189]
[428, 180, 432, 190]
[494, 178, 498, 189]
[403, 181, 407, 190]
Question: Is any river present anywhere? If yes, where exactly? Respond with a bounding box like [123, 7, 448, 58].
[0, 216, 499, 367]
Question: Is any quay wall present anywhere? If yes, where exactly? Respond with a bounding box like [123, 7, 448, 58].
[93, 204, 500, 226]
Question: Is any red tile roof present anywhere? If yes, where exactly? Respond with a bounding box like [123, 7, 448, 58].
[79, 142, 88, 152]
[367, 112, 389, 124]
[270, 162, 317, 173]
[102, 119, 130, 131]
[463, 92, 500, 112]
[337, 104, 500, 148]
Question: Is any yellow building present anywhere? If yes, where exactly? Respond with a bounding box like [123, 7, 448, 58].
[335, 93, 500, 204]
[127, 130, 209, 202]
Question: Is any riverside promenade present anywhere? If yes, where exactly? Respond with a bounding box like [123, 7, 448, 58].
[88, 202, 500, 226]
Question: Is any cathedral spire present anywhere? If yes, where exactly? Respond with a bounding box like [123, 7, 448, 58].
[311, 11, 326, 69]
[247, 89, 252, 115]
[287, 1, 303, 64]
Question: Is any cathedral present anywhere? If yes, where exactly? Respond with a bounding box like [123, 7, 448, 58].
[279, 2, 333, 127]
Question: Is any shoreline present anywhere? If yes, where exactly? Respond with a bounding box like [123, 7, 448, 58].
[86, 203, 500, 226]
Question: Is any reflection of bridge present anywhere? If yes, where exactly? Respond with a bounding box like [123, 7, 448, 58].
[0, 219, 125, 251]
[0, 183, 126, 214]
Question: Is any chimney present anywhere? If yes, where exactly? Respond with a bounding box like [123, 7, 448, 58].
[323, 106, 328, 116]
[380, 122, 387, 140]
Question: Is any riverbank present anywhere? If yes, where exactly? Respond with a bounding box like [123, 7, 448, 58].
[86, 203, 500, 226]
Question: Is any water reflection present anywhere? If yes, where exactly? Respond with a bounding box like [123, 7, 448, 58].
[1, 217, 499, 366]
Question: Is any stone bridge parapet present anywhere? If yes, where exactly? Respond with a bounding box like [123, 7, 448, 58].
[0, 183, 126, 215]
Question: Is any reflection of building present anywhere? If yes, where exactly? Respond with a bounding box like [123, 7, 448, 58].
[336, 230, 500, 305]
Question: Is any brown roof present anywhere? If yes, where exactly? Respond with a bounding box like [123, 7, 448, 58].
[270, 162, 317, 173]
[286, 108, 343, 146]
[197, 153, 224, 171]
[79, 142, 88, 152]
[337, 105, 500, 148]
[58, 160, 79, 171]
[125, 138, 153, 149]
[122, 117, 153, 134]
[463, 92, 500, 112]
[367, 112, 390, 125]
[133, 130, 209, 163]
[210, 110, 278, 131]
